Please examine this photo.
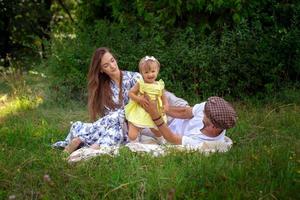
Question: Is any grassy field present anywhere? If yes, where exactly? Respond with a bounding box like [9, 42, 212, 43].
[0, 70, 299, 199]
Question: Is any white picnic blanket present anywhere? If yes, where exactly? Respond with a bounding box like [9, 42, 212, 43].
[67, 136, 233, 163]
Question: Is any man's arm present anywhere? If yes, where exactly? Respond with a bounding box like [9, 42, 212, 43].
[152, 122, 182, 144]
[161, 90, 169, 112]
[166, 106, 193, 119]
[142, 94, 183, 144]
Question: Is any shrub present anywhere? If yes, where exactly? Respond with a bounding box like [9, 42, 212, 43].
[46, 15, 300, 102]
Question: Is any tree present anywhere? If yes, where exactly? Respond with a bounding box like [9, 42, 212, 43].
[0, 0, 52, 67]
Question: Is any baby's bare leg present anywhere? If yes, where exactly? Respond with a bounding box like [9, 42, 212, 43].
[128, 122, 140, 142]
[64, 137, 82, 154]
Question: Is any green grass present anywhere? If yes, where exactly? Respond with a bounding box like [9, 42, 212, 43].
[0, 71, 299, 199]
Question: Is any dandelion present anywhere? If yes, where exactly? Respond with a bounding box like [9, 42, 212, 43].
[43, 174, 54, 186]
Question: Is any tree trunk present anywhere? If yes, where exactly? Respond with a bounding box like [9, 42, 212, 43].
[0, 16, 11, 67]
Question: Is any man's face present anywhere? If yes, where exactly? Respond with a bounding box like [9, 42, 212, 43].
[203, 113, 223, 136]
[203, 114, 213, 128]
[201, 114, 217, 135]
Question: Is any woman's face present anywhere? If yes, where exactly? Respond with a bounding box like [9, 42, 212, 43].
[141, 63, 159, 83]
[100, 52, 119, 76]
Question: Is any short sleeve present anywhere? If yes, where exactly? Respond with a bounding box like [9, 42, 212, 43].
[136, 78, 143, 84]
[192, 102, 206, 117]
[158, 79, 165, 89]
[137, 78, 145, 94]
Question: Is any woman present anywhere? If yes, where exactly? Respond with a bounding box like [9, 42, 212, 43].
[53, 47, 141, 153]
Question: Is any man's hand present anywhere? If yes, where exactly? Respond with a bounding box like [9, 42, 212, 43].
[141, 93, 160, 118]
[163, 104, 169, 113]
[141, 93, 183, 145]
[137, 96, 149, 108]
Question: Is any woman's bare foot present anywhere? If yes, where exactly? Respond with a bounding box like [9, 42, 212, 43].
[64, 137, 82, 154]
[90, 144, 100, 149]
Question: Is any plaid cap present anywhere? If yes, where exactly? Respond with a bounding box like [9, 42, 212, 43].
[204, 96, 237, 129]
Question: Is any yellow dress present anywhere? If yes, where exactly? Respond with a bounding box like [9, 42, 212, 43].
[125, 79, 167, 129]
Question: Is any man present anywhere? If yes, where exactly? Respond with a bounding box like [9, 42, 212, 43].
[142, 96, 237, 146]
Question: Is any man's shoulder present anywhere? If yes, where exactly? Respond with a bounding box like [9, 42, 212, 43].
[192, 102, 206, 115]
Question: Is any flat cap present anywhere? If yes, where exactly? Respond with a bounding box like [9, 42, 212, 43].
[204, 96, 237, 129]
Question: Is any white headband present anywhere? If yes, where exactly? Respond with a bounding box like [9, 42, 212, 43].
[145, 56, 156, 61]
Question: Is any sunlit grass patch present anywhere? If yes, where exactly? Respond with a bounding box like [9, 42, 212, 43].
[0, 96, 43, 121]
[0, 66, 49, 122]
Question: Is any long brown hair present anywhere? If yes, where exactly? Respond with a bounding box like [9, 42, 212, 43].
[87, 47, 123, 121]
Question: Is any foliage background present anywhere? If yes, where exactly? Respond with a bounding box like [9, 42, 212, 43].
[1, 0, 300, 101]
[0, 1, 299, 199]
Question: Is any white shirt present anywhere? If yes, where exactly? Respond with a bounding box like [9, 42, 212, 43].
[168, 102, 226, 146]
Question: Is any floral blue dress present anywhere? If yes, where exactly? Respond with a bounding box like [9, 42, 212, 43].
[52, 71, 141, 148]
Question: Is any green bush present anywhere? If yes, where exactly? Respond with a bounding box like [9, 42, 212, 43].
[45, 1, 300, 102]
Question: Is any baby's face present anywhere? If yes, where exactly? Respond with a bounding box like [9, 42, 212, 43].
[141, 63, 159, 83]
